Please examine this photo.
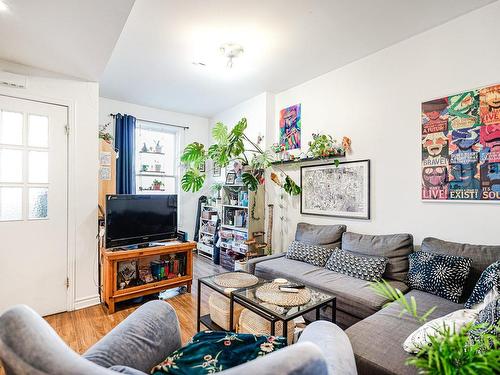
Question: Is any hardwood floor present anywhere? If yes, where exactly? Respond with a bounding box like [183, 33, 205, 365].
[0, 253, 225, 374]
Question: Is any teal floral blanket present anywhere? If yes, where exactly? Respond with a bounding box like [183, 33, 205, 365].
[151, 331, 287, 374]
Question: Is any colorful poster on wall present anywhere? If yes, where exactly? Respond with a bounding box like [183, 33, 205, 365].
[421, 83, 500, 201]
[279, 104, 301, 150]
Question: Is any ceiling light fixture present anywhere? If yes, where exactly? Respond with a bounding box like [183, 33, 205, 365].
[219, 43, 244, 69]
[0, 1, 9, 12]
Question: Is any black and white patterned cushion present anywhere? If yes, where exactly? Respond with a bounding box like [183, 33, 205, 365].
[285, 241, 334, 267]
[408, 251, 472, 303]
[465, 261, 500, 309]
[325, 248, 388, 282]
[469, 298, 500, 344]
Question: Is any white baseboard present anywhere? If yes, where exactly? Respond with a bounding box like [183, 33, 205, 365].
[73, 295, 100, 310]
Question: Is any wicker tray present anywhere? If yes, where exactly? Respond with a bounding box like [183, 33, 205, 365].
[255, 283, 311, 307]
[213, 272, 259, 288]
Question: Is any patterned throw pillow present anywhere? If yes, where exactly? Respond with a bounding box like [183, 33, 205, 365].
[469, 298, 500, 344]
[403, 309, 478, 353]
[408, 251, 472, 303]
[464, 261, 500, 309]
[151, 331, 286, 375]
[286, 240, 335, 267]
[324, 248, 388, 282]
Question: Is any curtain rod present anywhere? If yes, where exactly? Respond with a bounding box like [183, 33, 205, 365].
[109, 113, 189, 130]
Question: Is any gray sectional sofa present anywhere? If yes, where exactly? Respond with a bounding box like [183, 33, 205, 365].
[248, 223, 500, 375]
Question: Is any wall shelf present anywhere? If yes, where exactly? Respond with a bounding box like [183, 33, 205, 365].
[137, 172, 168, 177]
[223, 204, 248, 210]
[270, 153, 345, 166]
[139, 151, 165, 155]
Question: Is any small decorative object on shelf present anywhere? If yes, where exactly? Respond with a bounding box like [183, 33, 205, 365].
[152, 179, 164, 190]
[154, 140, 162, 153]
[225, 172, 236, 184]
[141, 142, 148, 153]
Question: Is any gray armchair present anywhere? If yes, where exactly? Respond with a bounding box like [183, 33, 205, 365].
[0, 301, 357, 375]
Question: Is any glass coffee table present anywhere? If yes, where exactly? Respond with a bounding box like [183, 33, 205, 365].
[196, 271, 268, 331]
[230, 283, 336, 340]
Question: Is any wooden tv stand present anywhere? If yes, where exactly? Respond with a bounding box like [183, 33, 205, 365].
[101, 241, 195, 313]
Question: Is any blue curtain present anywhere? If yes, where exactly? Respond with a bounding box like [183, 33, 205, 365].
[115, 113, 136, 194]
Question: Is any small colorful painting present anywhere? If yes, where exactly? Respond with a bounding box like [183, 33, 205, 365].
[279, 104, 301, 150]
[421, 83, 500, 201]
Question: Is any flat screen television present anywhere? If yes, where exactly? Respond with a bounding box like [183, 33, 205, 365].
[105, 194, 177, 248]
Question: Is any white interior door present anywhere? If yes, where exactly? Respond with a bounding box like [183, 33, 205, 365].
[0, 95, 68, 316]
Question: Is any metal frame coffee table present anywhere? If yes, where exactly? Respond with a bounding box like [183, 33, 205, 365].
[229, 283, 336, 339]
[197, 271, 337, 339]
[196, 271, 267, 331]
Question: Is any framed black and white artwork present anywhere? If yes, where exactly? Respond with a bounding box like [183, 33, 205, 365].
[300, 160, 371, 219]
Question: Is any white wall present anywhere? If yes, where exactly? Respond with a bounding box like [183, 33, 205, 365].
[0, 59, 100, 310]
[270, 2, 500, 248]
[99, 97, 210, 239]
[209, 92, 271, 148]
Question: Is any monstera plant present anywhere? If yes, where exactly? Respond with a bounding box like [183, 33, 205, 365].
[180, 118, 302, 195]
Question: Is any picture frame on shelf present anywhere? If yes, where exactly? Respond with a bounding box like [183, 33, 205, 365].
[213, 163, 221, 177]
[300, 159, 370, 219]
[225, 172, 236, 185]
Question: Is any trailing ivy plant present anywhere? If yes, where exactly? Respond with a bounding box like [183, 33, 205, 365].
[180, 118, 303, 195]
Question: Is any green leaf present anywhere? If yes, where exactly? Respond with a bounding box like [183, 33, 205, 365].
[180, 142, 206, 166]
[283, 175, 301, 195]
[181, 169, 206, 192]
[231, 118, 247, 138]
[212, 122, 228, 144]
[208, 144, 230, 168]
[334, 159, 340, 167]
[250, 150, 274, 170]
[242, 172, 259, 191]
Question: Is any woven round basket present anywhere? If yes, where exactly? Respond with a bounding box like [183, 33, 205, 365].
[213, 272, 259, 288]
[255, 283, 311, 307]
[238, 304, 295, 344]
[208, 293, 244, 331]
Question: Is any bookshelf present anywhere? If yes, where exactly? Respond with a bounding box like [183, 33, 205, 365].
[219, 183, 266, 271]
[196, 203, 219, 260]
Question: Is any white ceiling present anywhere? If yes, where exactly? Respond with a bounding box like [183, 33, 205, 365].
[100, 0, 496, 117]
[0, 0, 134, 80]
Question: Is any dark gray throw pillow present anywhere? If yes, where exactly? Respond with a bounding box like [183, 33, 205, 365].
[286, 241, 335, 267]
[325, 248, 388, 282]
[465, 261, 500, 309]
[295, 223, 346, 249]
[408, 251, 472, 303]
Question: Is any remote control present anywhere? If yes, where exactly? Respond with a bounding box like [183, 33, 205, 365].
[279, 287, 300, 293]
[281, 283, 305, 289]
